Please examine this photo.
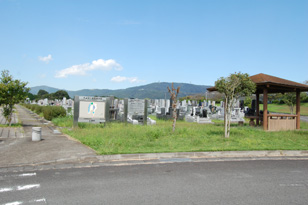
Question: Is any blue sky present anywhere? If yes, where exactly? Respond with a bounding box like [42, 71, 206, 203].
[0, 0, 307, 91]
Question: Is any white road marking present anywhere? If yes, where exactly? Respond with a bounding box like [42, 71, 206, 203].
[3, 198, 47, 205]
[0, 172, 36, 180]
[3, 202, 23, 205]
[0, 187, 13, 193]
[34, 198, 47, 203]
[17, 184, 40, 191]
[18, 173, 36, 177]
[0, 184, 40, 193]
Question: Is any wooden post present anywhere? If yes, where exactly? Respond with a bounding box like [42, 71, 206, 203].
[124, 98, 128, 124]
[73, 96, 79, 128]
[263, 88, 268, 130]
[296, 89, 301, 129]
[256, 93, 260, 125]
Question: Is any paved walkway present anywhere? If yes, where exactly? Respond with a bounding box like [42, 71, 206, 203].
[0, 105, 96, 168]
[301, 116, 308, 122]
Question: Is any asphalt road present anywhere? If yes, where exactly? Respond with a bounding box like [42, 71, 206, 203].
[1, 160, 308, 205]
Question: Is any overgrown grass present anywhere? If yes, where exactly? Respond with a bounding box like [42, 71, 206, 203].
[0, 123, 22, 127]
[53, 116, 308, 155]
[260, 103, 308, 116]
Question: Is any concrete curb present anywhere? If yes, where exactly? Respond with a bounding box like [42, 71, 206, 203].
[94, 150, 308, 161]
[1, 150, 308, 172]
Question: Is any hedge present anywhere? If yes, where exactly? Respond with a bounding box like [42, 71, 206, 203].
[22, 104, 66, 121]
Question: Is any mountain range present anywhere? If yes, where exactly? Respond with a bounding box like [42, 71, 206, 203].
[30, 82, 212, 99]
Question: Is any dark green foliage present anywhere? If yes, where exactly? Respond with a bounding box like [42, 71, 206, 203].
[43, 106, 66, 121]
[51, 90, 70, 100]
[37, 89, 49, 97]
[26, 92, 37, 100]
[34, 105, 43, 114]
[22, 104, 66, 121]
[244, 96, 252, 108]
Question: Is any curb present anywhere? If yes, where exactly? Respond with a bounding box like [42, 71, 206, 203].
[1, 150, 308, 173]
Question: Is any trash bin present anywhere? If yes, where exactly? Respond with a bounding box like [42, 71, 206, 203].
[32, 127, 42, 141]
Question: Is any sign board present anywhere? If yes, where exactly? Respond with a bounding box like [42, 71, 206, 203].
[74, 96, 110, 127]
[79, 101, 106, 119]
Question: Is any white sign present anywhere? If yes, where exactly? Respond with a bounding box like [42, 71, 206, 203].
[79, 101, 106, 119]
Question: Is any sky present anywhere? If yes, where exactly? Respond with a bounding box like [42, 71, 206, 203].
[0, 0, 307, 91]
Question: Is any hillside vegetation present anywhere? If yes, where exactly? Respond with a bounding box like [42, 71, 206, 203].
[30, 82, 211, 99]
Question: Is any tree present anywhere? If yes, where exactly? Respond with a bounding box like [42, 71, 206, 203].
[283, 92, 306, 114]
[27, 92, 37, 101]
[167, 83, 180, 132]
[0, 70, 30, 126]
[53, 90, 70, 99]
[37, 89, 49, 98]
[244, 96, 252, 108]
[215, 72, 256, 138]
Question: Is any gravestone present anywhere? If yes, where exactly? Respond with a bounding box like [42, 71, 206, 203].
[43, 98, 48, 106]
[124, 99, 149, 125]
[220, 101, 224, 108]
[63, 97, 67, 105]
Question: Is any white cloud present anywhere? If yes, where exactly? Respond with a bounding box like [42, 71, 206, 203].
[55, 59, 122, 78]
[111, 76, 143, 83]
[38, 54, 52, 63]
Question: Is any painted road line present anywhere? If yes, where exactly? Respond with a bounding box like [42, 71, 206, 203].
[17, 184, 40, 191]
[0, 173, 36, 180]
[30, 198, 47, 203]
[18, 173, 36, 177]
[3, 198, 47, 205]
[0, 187, 13, 193]
[3, 202, 23, 205]
[0, 184, 40, 193]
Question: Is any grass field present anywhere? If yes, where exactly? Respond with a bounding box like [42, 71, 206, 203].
[53, 116, 308, 155]
[260, 103, 308, 116]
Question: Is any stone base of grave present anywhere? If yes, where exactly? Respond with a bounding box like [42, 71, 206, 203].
[197, 116, 213, 124]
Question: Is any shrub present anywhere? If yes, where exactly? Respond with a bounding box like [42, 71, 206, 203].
[34, 105, 43, 114]
[43, 106, 66, 121]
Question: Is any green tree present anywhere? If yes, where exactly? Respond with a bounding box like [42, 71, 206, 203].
[53, 90, 70, 99]
[0, 70, 30, 126]
[244, 96, 252, 108]
[283, 92, 306, 114]
[215, 72, 256, 138]
[37, 89, 49, 98]
[27, 92, 37, 101]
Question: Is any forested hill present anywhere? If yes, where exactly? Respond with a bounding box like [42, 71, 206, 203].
[30, 82, 211, 99]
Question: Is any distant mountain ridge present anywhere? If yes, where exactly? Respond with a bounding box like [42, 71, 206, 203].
[30, 82, 212, 99]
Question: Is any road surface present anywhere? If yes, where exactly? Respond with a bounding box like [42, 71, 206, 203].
[1, 160, 308, 204]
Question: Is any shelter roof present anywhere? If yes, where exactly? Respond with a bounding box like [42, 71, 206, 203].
[251, 73, 308, 93]
[207, 73, 308, 93]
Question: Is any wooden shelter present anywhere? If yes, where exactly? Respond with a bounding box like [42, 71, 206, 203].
[207, 73, 308, 131]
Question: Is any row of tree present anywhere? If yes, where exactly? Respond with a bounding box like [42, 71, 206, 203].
[27, 89, 70, 101]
